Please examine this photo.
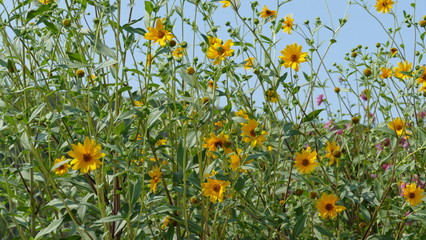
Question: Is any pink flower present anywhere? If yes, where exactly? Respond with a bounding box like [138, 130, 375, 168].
[421, 111, 426, 118]
[324, 120, 334, 130]
[336, 129, 343, 135]
[361, 94, 367, 101]
[316, 94, 324, 106]
[400, 183, 407, 196]
[382, 163, 391, 171]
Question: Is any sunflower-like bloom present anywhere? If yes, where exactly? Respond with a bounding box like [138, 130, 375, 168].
[52, 156, 70, 176]
[220, 0, 230, 8]
[403, 183, 424, 206]
[387, 117, 408, 136]
[148, 166, 162, 193]
[379, 67, 392, 79]
[316, 193, 346, 219]
[416, 66, 426, 85]
[394, 61, 412, 80]
[374, 0, 394, 14]
[203, 132, 232, 157]
[324, 141, 342, 165]
[241, 119, 268, 147]
[144, 18, 175, 47]
[202, 177, 230, 203]
[244, 57, 255, 69]
[68, 137, 106, 173]
[228, 148, 248, 172]
[279, 43, 308, 72]
[172, 47, 186, 58]
[390, 47, 398, 56]
[207, 38, 234, 65]
[235, 109, 249, 119]
[265, 88, 280, 103]
[294, 147, 318, 174]
[260, 5, 277, 19]
[282, 14, 294, 34]
[39, 0, 55, 4]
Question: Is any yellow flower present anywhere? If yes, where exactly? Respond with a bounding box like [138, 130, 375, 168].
[146, 53, 154, 67]
[220, 0, 230, 8]
[244, 57, 255, 69]
[374, 0, 394, 14]
[172, 47, 186, 58]
[241, 119, 268, 147]
[52, 156, 70, 176]
[279, 43, 308, 72]
[420, 83, 426, 93]
[148, 166, 162, 193]
[403, 183, 424, 206]
[202, 177, 230, 203]
[161, 216, 170, 229]
[39, 0, 55, 4]
[133, 100, 143, 107]
[316, 193, 346, 219]
[235, 109, 249, 119]
[203, 133, 232, 156]
[379, 67, 392, 79]
[208, 80, 217, 89]
[260, 5, 277, 19]
[228, 148, 248, 172]
[387, 117, 408, 136]
[208, 36, 222, 45]
[155, 139, 167, 147]
[390, 47, 398, 56]
[324, 141, 342, 165]
[294, 147, 318, 174]
[207, 38, 234, 65]
[68, 137, 106, 173]
[394, 61, 412, 80]
[416, 66, 426, 85]
[265, 88, 280, 103]
[282, 14, 294, 34]
[214, 121, 224, 128]
[144, 18, 175, 47]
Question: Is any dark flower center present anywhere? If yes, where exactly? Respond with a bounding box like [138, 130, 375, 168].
[157, 30, 165, 38]
[290, 54, 298, 62]
[266, 10, 272, 15]
[250, 130, 256, 137]
[409, 193, 416, 199]
[325, 203, 334, 211]
[83, 154, 92, 162]
[214, 140, 224, 148]
[213, 184, 221, 193]
[395, 124, 403, 131]
[302, 159, 310, 166]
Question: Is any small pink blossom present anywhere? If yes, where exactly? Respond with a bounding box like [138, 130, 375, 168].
[382, 163, 391, 171]
[400, 183, 407, 196]
[316, 94, 324, 106]
[361, 94, 367, 101]
[336, 129, 343, 135]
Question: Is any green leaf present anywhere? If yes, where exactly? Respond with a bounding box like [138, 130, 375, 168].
[25, 5, 50, 23]
[314, 225, 333, 238]
[95, 59, 118, 70]
[147, 108, 165, 129]
[302, 109, 324, 123]
[93, 40, 116, 59]
[234, 177, 245, 191]
[293, 214, 307, 238]
[95, 215, 124, 223]
[34, 218, 63, 240]
[145, 1, 154, 14]
[20, 132, 31, 150]
[29, 103, 46, 123]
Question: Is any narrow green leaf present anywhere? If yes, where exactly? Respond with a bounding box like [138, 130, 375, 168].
[293, 214, 307, 237]
[34, 218, 63, 240]
[29, 103, 46, 122]
[302, 109, 324, 123]
[145, 1, 154, 14]
[95, 215, 123, 223]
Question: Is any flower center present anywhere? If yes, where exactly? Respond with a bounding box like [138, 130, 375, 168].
[409, 192, 416, 199]
[395, 124, 403, 131]
[83, 154, 92, 162]
[157, 30, 165, 39]
[381, 2, 388, 7]
[250, 129, 256, 137]
[216, 46, 225, 55]
[214, 140, 223, 148]
[302, 159, 310, 166]
[213, 184, 221, 193]
[290, 54, 298, 62]
[266, 10, 272, 15]
[325, 203, 334, 211]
